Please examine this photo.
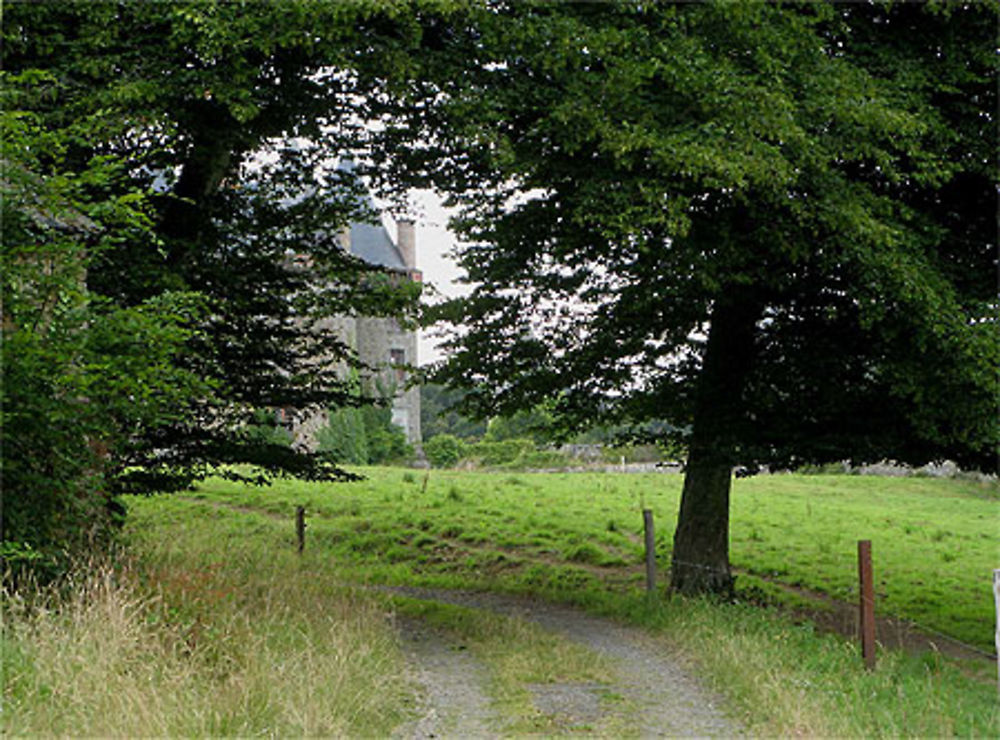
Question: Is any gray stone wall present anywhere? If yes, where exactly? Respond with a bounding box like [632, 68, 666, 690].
[356, 315, 421, 444]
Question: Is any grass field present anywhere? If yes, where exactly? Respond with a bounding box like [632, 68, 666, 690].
[4, 468, 997, 736]
[182, 468, 998, 651]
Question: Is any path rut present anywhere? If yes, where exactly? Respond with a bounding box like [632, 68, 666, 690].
[388, 587, 742, 738]
[394, 616, 502, 739]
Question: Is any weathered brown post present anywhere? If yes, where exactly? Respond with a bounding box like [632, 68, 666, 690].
[858, 539, 876, 670]
[643, 509, 656, 594]
[296, 506, 306, 554]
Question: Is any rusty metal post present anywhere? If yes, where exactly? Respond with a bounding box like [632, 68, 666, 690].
[296, 506, 306, 554]
[858, 539, 876, 670]
[643, 509, 656, 594]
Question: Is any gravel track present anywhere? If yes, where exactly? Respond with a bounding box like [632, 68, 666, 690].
[393, 616, 502, 739]
[387, 586, 742, 738]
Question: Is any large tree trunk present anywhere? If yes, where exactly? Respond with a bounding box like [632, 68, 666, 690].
[670, 288, 760, 597]
[161, 101, 244, 254]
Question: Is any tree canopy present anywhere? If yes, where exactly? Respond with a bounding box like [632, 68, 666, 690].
[393, 1, 998, 593]
[4, 1, 996, 593]
[2, 1, 448, 573]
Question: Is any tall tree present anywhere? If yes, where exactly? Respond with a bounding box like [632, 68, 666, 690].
[2, 76, 211, 574]
[389, 1, 998, 594]
[2, 1, 451, 571]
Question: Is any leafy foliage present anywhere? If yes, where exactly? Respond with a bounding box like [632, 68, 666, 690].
[317, 405, 413, 466]
[387, 1, 998, 592]
[423, 434, 468, 469]
[420, 383, 488, 442]
[1, 82, 214, 575]
[1, 2, 441, 574]
[414, 1, 997, 470]
[483, 406, 557, 446]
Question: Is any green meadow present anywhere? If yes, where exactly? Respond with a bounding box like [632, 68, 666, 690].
[182, 468, 997, 652]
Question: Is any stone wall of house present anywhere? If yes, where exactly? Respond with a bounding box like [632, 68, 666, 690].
[356, 315, 421, 445]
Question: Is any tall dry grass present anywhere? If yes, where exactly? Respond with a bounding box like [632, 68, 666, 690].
[2, 555, 412, 736]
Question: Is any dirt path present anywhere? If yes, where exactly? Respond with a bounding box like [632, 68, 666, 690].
[387, 586, 742, 738]
[393, 616, 503, 739]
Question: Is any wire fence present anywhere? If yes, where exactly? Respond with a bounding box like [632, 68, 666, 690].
[658, 555, 998, 661]
[206, 497, 1000, 663]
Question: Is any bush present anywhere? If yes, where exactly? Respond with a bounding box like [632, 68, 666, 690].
[316, 405, 412, 466]
[513, 448, 572, 469]
[423, 434, 467, 468]
[361, 407, 413, 465]
[465, 437, 571, 469]
[316, 407, 369, 464]
[467, 438, 536, 466]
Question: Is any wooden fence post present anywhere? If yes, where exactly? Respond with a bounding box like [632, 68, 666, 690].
[296, 506, 306, 554]
[643, 509, 656, 595]
[993, 569, 1000, 696]
[858, 539, 876, 670]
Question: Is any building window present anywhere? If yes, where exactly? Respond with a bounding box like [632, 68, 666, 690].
[389, 348, 406, 382]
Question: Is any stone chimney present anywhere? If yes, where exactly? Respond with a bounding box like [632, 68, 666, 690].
[396, 218, 416, 269]
[338, 225, 351, 253]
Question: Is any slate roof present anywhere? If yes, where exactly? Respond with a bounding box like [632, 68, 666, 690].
[338, 159, 407, 271]
[349, 206, 407, 271]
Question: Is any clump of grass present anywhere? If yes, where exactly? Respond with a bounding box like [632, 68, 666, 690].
[563, 542, 611, 566]
[2, 554, 412, 737]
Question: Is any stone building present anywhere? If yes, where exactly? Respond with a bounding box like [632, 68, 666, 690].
[343, 209, 422, 445]
[290, 201, 422, 450]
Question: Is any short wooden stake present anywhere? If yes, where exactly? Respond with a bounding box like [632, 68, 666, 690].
[643, 509, 656, 594]
[993, 569, 1000, 696]
[296, 506, 306, 554]
[858, 539, 876, 670]
[421, 471, 430, 494]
